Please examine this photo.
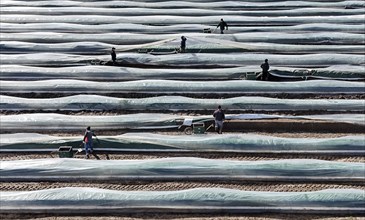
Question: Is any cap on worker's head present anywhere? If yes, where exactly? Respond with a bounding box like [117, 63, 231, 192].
[112, 47, 115, 50]
[221, 18, 223, 21]
[87, 126, 90, 130]
[218, 105, 221, 109]
[265, 59, 268, 62]
[181, 36, 185, 39]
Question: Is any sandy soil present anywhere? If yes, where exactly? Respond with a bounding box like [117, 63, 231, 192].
[1, 214, 365, 220]
[1, 181, 364, 192]
[1, 153, 364, 162]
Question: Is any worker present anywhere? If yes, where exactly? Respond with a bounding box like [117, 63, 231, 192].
[213, 105, 225, 134]
[111, 47, 116, 64]
[180, 36, 187, 53]
[83, 126, 98, 159]
[217, 18, 228, 34]
[260, 59, 270, 81]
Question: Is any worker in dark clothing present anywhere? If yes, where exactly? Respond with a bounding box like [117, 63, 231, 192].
[180, 36, 187, 53]
[111, 47, 116, 65]
[260, 59, 270, 81]
[213, 105, 225, 134]
[83, 126, 100, 159]
[217, 18, 228, 34]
